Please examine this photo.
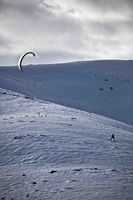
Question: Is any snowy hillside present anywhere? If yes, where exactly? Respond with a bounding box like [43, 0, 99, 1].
[0, 60, 133, 125]
[0, 88, 133, 200]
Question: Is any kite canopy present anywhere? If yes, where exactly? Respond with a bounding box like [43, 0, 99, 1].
[18, 51, 36, 71]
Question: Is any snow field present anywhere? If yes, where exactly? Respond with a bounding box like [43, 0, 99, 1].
[0, 88, 133, 199]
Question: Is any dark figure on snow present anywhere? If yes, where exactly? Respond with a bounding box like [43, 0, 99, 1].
[110, 133, 115, 142]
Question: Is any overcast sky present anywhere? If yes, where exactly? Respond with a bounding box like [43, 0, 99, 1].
[0, 0, 133, 65]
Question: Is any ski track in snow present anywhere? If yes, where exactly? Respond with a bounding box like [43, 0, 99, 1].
[0, 88, 133, 199]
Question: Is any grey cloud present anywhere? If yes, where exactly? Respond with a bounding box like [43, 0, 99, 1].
[41, 0, 62, 12]
[0, 0, 51, 19]
[89, 21, 117, 37]
[0, 34, 11, 47]
[38, 49, 84, 63]
[0, 0, 132, 66]
[76, 0, 133, 10]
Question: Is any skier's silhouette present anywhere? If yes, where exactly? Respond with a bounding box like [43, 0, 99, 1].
[110, 133, 115, 142]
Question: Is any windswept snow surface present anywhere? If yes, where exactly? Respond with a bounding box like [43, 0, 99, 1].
[0, 60, 133, 125]
[0, 88, 133, 199]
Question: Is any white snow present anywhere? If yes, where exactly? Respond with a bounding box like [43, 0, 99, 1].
[0, 60, 133, 125]
[0, 88, 133, 200]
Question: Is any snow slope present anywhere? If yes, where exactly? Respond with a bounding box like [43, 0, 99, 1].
[0, 88, 133, 200]
[0, 60, 133, 125]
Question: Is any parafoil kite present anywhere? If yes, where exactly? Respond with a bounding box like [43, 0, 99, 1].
[18, 51, 36, 71]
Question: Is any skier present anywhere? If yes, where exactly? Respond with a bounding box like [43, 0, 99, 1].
[110, 133, 115, 142]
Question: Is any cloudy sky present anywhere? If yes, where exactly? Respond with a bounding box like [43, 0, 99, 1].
[0, 0, 133, 65]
